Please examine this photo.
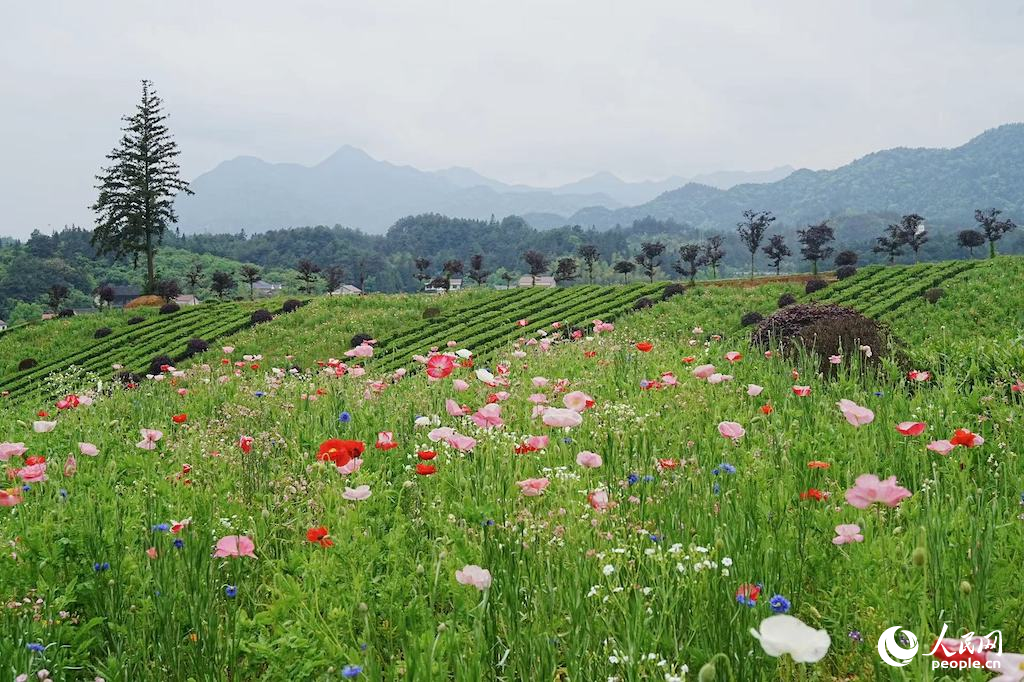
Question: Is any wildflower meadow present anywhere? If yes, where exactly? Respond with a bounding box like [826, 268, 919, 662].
[2, 260, 1023, 681]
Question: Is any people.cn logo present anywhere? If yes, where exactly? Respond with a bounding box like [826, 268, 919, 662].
[878, 626, 920, 667]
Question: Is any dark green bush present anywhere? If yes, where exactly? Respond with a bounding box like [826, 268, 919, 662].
[185, 338, 209, 356]
[422, 307, 441, 319]
[794, 315, 896, 376]
[127, 316, 145, 325]
[18, 358, 37, 371]
[662, 284, 686, 301]
[250, 309, 273, 325]
[159, 303, 180, 315]
[148, 355, 175, 376]
[282, 299, 303, 313]
[740, 311, 764, 327]
[633, 297, 654, 310]
[804, 279, 828, 294]
[923, 288, 945, 304]
[834, 250, 859, 267]
[777, 293, 797, 308]
[58, 309, 75, 318]
[350, 333, 373, 348]
[835, 265, 858, 280]
[94, 327, 112, 339]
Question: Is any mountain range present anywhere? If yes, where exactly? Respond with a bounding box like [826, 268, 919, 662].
[175, 124, 1024, 235]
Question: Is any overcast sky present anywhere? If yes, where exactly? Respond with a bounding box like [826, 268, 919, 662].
[2, 0, 1022, 238]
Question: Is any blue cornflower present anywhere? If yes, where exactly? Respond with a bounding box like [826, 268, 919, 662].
[874, 391, 884, 397]
[561, 436, 573, 444]
[152, 523, 170, 532]
[339, 411, 352, 423]
[639, 379, 650, 389]
[59, 488, 68, 499]
[359, 643, 368, 651]
[642, 474, 655, 483]
[769, 595, 791, 613]
[849, 630, 863, 642]
[224, 585, 237, 598]
[719, 463, 736, 474]
[27, 642, 45, 652]
[713, 482, 721, 495]
[627, 473, 640, 485]
[342, 664, 363, 678]
[254, 391, 266, 398]
[482, 519, 495, 527]
[173, 539, 185, 549]
[93, 561, 110, 572]
[649, 534, 660, 542]
[711, 467, 720, 476]
[735, 594, 756, 608]
[21, 485, 30, 492]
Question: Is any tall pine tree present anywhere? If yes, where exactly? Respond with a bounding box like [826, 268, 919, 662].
[91, 80, 192, 291]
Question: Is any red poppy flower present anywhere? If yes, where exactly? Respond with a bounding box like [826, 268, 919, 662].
[514, 443, 539, 454]
[221, 358, 230, 365]
[416, 463, 437, 476]
[56, 395, 80, 410]
[584, 351, 597, 358]
[950, 428, 983, 448]
[306, 526, 333, 547]
[317, 439, 365, 467]
[807, 460, 830, 469]
[486, 393, 500, 404]
[172, 414, 188, 424]
[37, 411, 49, 418]
[736, 583, 761, 604]
[799, 488, 826, 501]
[760, 404, 774, 415]
[635, 342, 654, 352]
[460, 359, 474, 368]
[426, 354, 455, 379]
[25, 456, 46, 466]
[657, 458, 678, 470]
[792, 385, 811, 397]
[238, 436, 254, 454]
[417, 450, 437, 460]
[682, 356, 695, 364]
[250, 363, 259, 370]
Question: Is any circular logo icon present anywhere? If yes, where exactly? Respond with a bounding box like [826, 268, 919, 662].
[878, 626, 919, 667]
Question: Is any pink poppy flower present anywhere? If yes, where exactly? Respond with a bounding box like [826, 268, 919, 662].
[707, 373, 733, 384]
[836, 399, 874, 427]
[0, 442, 27, 461]
[532, 377, 549, 388]
[428, 427, 456, 442]
[593, 320, 614, 333]
[516, 478, 550, 496]
[136, 429, 163, 450]
[425, 354, 456, 380]
[18, 462, 47, 483]
[588, 489, 610, 511]
[747, 384, 764, 397]
[521, 435, 549, 451]
[337, 457, 363, 475]
[845, 474, 912, 509]
[342, 485, 372, 501]
[725, 351, 743, 363]
[0, 489, 23, 507]
[63, 456, 77, 478]
[926, 440, 955, 455]
[692, 364, 716, 379]
[576, 451, 603, 468]
[146, 546, 158, 559]
[446, 433, 477, 451]
[445, 399, 468, 417]
[471, 403, 504, 429]
[213, 535, 256, 558]
[78, 442, 99, 456]
[661, 372, 678, 386]
[896, 421, 927, 437]
[832, 524, 864, 545]
[222, 346, 235, 354]
[33, 420, 57, 433]
[375, 432, 399, 450]
[542, 408, 583, 428]
[718, 421, 745, 439]
[563, 391, 595, 412]
[907, 370, 931, 382]
[452, 379, 470, 391]
[829, 355, 842, 365]
[528, 393, 548, 404]
[455, 564, 492, 590]
[792, 386, 812, 397]
[344, 344, 374, 358]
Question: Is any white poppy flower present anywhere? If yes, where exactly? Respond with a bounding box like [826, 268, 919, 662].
[750, 615, 830, 663]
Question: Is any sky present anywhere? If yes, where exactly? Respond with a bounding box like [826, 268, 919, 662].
[2, 0, 1023, 238]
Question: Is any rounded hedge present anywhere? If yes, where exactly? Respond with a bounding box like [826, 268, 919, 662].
[633, 297, 654, 311]
[923, 287, 945, 304]
[159, 302, 180, 315]
[834, 250, 859, 267]
[740, 311, 764, 327]
[148, 355, 175, 376]
[282, 299, 303, 313]
[186, 338, 209, 356]
[804, 279, 828, 295]
[127, 316, 145, 325]
[350, 333, 373, 349]
[662, 283, 686, 301]
[835, 265, 858, 280]
[422, 307, 441, 319]
[777, 293, 797, 308]
[58, 309, 75, 318]
[94, 327, 112, 339]
[18, 358, 38, 371]
[250, 309, 273, 325]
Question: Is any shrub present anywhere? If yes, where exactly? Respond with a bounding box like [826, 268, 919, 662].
[834, 250, 859, 267]
[282, 299, 303, 313]
[662, 283, 686, 301]
[185, 338, 209, 356]
[148, 355, 175, 376]
[633, 297, 654, 311]
[777, 293, 797, 308]
[57, 308, 76, 318]
[422, 307, 441, 319]
[740, 311, 764, 327]
[127, 316, 145, 325]
[159, 302, 180, 315]
[804, 279, 828, 294]
[923, 287, 945, 304]
[94, 327, 112, 339]
[350, 333, 373, 348]
[115, 371, 143, 387]
[794, 315, 898, 377]
[250, 309, 273, 325]
[835, 265, 858, 280]
[752, 303, 866, 347]
[18, 358, 37, 371]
